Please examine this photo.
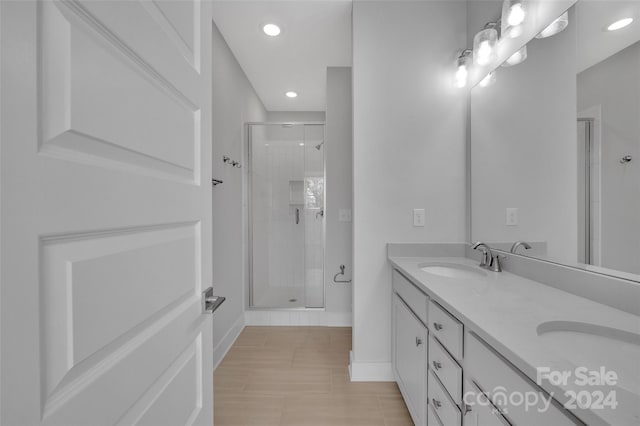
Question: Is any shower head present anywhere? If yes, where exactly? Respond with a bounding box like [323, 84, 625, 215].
[315, 142, 324, 150]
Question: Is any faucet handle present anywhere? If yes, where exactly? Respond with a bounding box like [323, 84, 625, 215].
[490, 254, 504, 272]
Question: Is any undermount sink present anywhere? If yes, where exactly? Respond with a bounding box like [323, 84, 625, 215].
[536, 320, 640, 393]
[418, 262, 487, 279]
[537, 321, 640, 346]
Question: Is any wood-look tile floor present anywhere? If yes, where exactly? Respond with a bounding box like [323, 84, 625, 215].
[214, 326, 413, 426]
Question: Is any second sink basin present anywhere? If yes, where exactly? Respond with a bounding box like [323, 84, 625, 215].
[419, 262, 487, 279]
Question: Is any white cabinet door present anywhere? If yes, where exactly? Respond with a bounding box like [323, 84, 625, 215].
[394, 295, 427, 425]
[0, 1, 213, 425]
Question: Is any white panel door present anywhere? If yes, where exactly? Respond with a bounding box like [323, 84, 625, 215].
[0, 1, 213, 425]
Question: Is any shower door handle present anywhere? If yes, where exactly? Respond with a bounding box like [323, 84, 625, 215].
[295, 208, 300, 225]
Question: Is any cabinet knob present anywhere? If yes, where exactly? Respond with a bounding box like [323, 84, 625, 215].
[433, 322, 444, 331]
[432, 360, 442, 370]
[432, 398, 442, 409]
[415, 337, 423, 346]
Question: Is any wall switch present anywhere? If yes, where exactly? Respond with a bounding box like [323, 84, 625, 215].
[413, 209, 425, 227]
[506, 208, 518, 226]
[339, 209, 352, 222]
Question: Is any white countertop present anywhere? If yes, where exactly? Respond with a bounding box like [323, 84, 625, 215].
[388, 256, 640, 426]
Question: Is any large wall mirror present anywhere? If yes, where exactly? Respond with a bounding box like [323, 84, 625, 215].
[471, 1, 640, 281]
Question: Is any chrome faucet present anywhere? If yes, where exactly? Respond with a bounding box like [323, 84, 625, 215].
[510, 241, 532, 254]
[471, 242, 502, 272]
[471, 242, 492, 268]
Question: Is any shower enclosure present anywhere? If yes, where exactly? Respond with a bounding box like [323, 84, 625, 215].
[248, 123, 325, 309]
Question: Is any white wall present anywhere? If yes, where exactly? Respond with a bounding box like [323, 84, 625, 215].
[578, 41, 640, 274]
[266, 111, 326, 122]
[470, 14, 578, 265]
[212, 21, 267, 367]
[351, 1, 468, 379]
[325, 67, 353, 325]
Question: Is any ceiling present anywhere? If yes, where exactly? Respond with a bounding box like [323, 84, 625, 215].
[576, 0, 640, 73]
[212, 1, 352, 112]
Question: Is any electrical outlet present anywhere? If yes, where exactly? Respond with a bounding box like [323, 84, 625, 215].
[506, 208, 518, 226]
[339, 209, 352, 222]
[413, 209, 425, 227]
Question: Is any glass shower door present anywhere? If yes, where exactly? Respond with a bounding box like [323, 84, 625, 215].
[302, 124, 325, 308]
[248, 123, 325, 309]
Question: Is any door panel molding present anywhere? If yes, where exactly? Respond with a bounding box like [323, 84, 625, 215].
[116, 334, 203, 426]
[141, 0, 201, 72]
[40, 222, 200, 416]
[39, 1, 200, 183]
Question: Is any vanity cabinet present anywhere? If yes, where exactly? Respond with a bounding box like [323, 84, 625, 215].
[392, 271, 428, 425]
[391, 267, 583, 426]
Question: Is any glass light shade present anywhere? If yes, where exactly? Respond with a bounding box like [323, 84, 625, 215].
[501, 0, 526, 39]
[536, 11, 569, 38]
[473, 26, 498, 66]
[455, 51, 471, 88]
[479, 71, 496, 88]
[502, 45, 528, 67]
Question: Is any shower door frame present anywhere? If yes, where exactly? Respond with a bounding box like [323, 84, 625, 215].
[246, 122, 326, 310]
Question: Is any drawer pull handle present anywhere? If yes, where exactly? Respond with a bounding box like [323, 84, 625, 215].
[432, 361, 442, 370]
[415, 337, 423, 346]
[432, 398, 442, 409]
[433, 322, 444, 331]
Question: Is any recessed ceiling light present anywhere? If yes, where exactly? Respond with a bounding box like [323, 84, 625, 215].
[285, 91, 298, 98]
[263, 23, 281, 37]
[607, 18, 633, 31]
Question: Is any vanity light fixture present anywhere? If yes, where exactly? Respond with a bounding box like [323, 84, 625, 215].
[607, 18, 633, 31]
[536, 11, 569, 38]
[285, 91, 298, 98]
[502, 45, 527, 67]
[474, 23, 499, 66]
[479, 71, 496, 88]
[455, 49, 472, 88]
[502, 0, 526, 38]
[262, 23, 281, 37]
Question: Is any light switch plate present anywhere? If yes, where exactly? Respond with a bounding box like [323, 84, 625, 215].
[413, 209, 425, 227]
[506, 208, 518, 226]
[339, 209, 352, 222]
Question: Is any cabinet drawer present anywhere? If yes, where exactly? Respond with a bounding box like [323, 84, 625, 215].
[463, 379, 510, 426]
[465, 332, 580, 426]
[429, 335, 463, 404]
[429, 300, 463, 360]
[427, 403, 444, 426]
[428, 370, 461, 426]
[393, 269, 428, 324]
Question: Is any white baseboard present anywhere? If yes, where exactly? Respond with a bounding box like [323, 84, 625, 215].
[213, 315, 245, 370]
[348, 350, 395, 382]
[244, 309, 352, 326]
[326, 311, 352, 327]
